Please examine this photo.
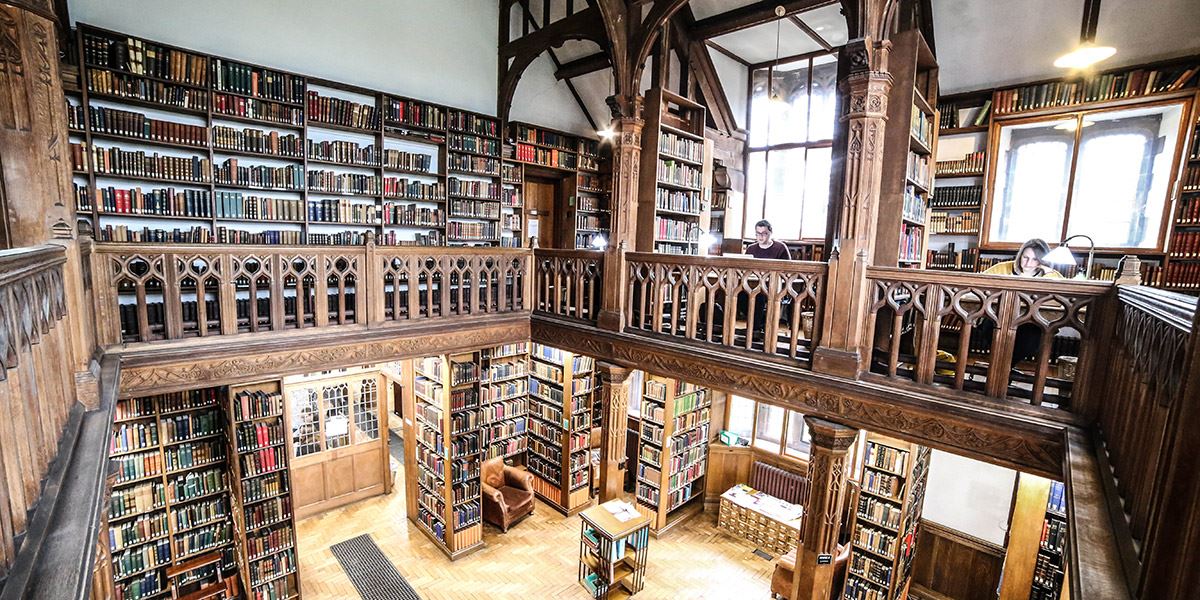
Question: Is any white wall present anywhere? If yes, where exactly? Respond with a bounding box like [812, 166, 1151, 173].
[923, 450, 1016, 545]
[709, 47, 749, 130]
[69, 0, 500, 115]
[509, 52, 594, 136]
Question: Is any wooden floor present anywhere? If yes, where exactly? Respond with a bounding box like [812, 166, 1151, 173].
[297, 463, 776, 599]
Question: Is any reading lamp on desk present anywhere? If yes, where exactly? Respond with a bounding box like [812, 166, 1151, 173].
[1044, 234, 1096, 279]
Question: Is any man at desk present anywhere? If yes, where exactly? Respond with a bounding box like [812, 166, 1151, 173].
[745, 220, 790, 260]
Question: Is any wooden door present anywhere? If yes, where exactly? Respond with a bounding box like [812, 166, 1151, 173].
[526, 178, 557, 248]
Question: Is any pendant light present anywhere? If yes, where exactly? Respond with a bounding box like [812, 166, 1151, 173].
[1054, 0, 1115, 69]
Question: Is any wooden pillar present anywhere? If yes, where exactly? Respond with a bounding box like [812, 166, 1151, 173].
[598, 95, 643, 331]
[0, 1, 93, 374]
[792, 417, 859, 600]
[596, 360, 632, 501]
[812, 38, 892, 378]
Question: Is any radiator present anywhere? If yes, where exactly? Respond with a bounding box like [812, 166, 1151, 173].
[750, 462, 809, 506]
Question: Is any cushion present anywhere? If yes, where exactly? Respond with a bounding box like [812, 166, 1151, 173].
[499, 485, 533, 511]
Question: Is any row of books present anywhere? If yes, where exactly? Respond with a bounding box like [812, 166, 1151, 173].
[1180, 165, 1200, 191]
[906, 152, 930, 188]
[448, 153, 500, 177]
[386, 98, 446, 131]
[902, 185, 927, 224]
[931, 185, 983, 208]
[447, 221, 498, 241]
[80, 143, 212, 183]
[84, 32, 209, 87]
[217, 160, 303, 190]
[216, 192, 299, 221]
[451, 134, 501, 157]
[1168, 230, 1200, 258]
[88, 106, 207, 147]
[307, 91, 378, 131]
[910, 106, 934, 147]
[307, 172, 445, 199]
[936, 151, 985, 176]
[576, 214, 605, 231]
[449, 199, 500, 220]
[212, 58, 305, 104]
[925, 245, 982, 271]
[213, 126, 302, 157]
[383, 203, 444, 227]
[84, 185, 212, 218]
[308, 199, 378, 225]
[993, 65, 1199, 115]
[577, 172, 605, 191]
[898, 223, 924, 264]
[514, 143, 577, 169]
[653, 217, 699, 242]
[655, 187, 701, 214]
[86, 68, 207, 114]
[512, 123, 576, 151]
[659, 130, 704, 163]
[448, 178, 501, 200]
[937, 100, 991, 130]
[930, 211, 980, 234]
[213, 93, 303, 126]
[657, 160, 703, 189]
[449, 111, 499, 138]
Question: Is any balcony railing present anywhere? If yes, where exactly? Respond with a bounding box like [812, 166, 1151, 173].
[624, 253, 826, 364]
[532, 249, 604, 323]
[0, 245, 76, 578]
[863, 267, 1113, 411]
[87, 241, 531, 345]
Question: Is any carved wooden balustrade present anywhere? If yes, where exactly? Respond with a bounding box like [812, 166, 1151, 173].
[532, 249, 604, 323]
[87, 241, 532, 345]
[864, 267, 1113, 411]
[1090, 285, 1198, 595]
[0, 245, 76, 577]
[624, 253, 826, 364]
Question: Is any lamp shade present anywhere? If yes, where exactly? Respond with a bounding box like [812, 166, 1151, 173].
[1043, 245, 1078, 266]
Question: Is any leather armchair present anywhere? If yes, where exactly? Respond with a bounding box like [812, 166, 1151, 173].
[769, 542, 851, 600]
[481, 457, 535, 532]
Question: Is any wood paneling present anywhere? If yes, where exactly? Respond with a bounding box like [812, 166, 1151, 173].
[1001, 473, 1052, 600]
[704, 442, 753, 510]
[525, 178, 558, 249]
[912, 520, 1005, 600]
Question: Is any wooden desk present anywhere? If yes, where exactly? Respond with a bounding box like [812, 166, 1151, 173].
[717, 484, 804, 557]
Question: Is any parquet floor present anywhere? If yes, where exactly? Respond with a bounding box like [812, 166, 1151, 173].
[297, 464, 776, 600]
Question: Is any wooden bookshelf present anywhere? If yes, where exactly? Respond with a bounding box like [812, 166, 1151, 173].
[527, 343, 595, 515]
[637, 88, 712, 255]
[479, 342, 531, 462]
[1000, 474, 1069, 600]
[71, 22, 507, 247]
[409, 353, 485, 559]
[106, 387, 238, 600]
[227, 380, 301, 599]
[505, 122, 609, 249]
[578, 500, 651, 599]
[876, 28, 938, 269]
[633, 375, 711, 535]
[841, 434, 931, 600]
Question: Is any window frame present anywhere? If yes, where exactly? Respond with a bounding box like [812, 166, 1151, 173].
[980, 97, 1191, 254]
[743, 50, 838, 244]
[726, 394, 861, 468]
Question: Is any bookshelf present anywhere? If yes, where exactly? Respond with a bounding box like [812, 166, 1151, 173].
[925, 58, 1200, 290]
[506, 122, 609, 249]
[71, 23, 507, 247]
[841, 434, 931, 600]
[1030, 481, 1068, 600]
[877, 28, 938, 269]
[106, 387, 238, 600]
[527, 343, 596, 515]
[637, 88, 712, 255]
[410, 353, 485, 559]
[632, 375, 711, 534]
[227, 381, 301, 600]
[1161, 111, 1200, 292]
[479, 342, 531, 462]
[578, 500, 651, 599]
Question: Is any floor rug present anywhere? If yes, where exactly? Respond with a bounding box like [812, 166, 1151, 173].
[330, 533, 422, 600]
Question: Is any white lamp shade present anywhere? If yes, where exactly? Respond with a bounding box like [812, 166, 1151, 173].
[1043, 245, 1078, 266]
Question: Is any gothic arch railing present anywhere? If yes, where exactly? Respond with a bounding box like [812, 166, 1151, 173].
[87, 240, 533, 346]
[532, 249, 604, 323]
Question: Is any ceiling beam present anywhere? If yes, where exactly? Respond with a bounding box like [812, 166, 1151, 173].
[691, 0, 837, 40]
[516, 0, 600, 131]
[788, 14, 833, 52]
[555, 52, 610, 80]
[705, 41, 750, 67]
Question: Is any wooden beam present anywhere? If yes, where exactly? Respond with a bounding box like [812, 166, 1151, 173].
[789, 14, 833, 52]
[517, 0, 600, 131]
[670, 18, 738, 134]
[556, 52, 610, 80]
[691, 0, 837, 40]
[498, 7, 604, 58]
[706, 41, 750, 67]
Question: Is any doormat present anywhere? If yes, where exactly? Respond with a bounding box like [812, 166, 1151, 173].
[753, 549, 774, 560]
[330, 533, 423, 600]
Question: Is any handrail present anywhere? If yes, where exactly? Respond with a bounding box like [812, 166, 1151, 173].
[623, 252, 826, 365]
[532, 248, 604, 324]
[87, 241, 533, 345]
[863, 266, 1113, 410]
[0, 244, 74, 580]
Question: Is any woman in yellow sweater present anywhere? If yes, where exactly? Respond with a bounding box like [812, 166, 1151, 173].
[982, 238, 1065, 278]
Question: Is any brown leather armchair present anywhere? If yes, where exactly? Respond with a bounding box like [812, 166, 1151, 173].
[481, 457, 535, 532]
[769, 542, 851, 600]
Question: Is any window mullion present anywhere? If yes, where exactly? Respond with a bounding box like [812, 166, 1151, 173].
[1060, 112, 1087, 244]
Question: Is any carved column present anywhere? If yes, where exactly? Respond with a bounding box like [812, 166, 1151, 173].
[0, 1, 93, 378]
[598, 95, 643, 331]
[596, 360, 632, 501]
[813, 39, 892, 378]
[792, 417, 859, 600]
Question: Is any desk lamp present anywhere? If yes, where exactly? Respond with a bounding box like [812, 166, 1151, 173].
[1043, 234, 1096, 279]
